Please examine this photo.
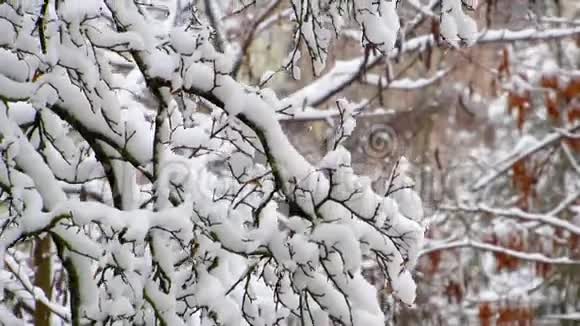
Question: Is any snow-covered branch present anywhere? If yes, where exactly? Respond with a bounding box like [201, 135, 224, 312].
[0, 1, 444, 324]
[473, 124, 580, 191]
[441, 201, 580, 236]
[420, 238, 580, 265]
[287, 26, 580, 110]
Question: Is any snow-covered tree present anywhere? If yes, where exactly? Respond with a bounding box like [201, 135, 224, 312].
[0, 0, 483, 325]
[2, 0, 578, 325]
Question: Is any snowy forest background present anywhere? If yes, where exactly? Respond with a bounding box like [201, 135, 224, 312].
[0, 0, 579, 325]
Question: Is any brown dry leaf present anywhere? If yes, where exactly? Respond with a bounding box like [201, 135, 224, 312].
[562, 79, 580, 102]
[540, 76, 558, 90]
[498, 47, 510, 77]
[479, 303, 493, 326]
[545, 95, 560, 120]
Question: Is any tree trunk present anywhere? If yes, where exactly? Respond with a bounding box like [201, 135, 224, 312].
[34, 235, 53, 326]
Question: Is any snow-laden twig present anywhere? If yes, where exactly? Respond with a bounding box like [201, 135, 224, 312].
[362, 68, 451, 89]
